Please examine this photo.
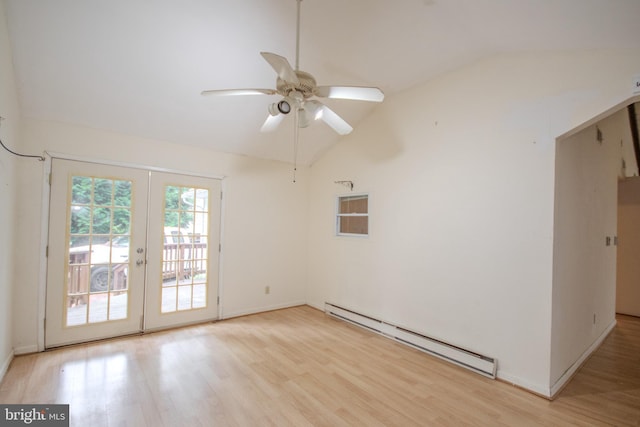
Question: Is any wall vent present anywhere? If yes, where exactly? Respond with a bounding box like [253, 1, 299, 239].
[325, 302, 497, 379]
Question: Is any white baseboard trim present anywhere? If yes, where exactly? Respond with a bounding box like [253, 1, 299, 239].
[549, 319, 617, 398]
[221, 301, 306, 320]
[14, 345, 39, 355]
[306, 301, 324, 312]
[0, 349, 14, 384]
[497, 371, 551, 398]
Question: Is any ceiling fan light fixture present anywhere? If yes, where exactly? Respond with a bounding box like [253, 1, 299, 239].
[268, 100, 291, 116]
[303, 100, 323, 120]
[298, 108, 311, 128]
[278, 100, 291, 114]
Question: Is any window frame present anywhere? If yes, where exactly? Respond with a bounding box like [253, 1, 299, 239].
[335, 192, 369, 237]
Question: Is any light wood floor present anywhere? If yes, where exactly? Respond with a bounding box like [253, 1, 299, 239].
[1, 306, 639, 426]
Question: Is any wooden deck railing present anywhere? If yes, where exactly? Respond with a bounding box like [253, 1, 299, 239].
[162, 242, 208, 281]
[67, 242, 207, 306]
[68, 251, 90, 306]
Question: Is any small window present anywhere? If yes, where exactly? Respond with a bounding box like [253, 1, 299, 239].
[336, 194, 368, 236]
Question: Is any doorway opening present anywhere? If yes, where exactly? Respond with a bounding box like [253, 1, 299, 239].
[550, 96, 640, 397]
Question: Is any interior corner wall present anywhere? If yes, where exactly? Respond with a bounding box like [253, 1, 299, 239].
[306, 49, 640, 396]
[0, 0, 20, 377]
[12, 119, 309, 353]
[617, 176, 640, 316]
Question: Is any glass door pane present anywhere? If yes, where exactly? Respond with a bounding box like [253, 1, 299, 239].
[46, 159, 148, 348]
[161, 186, 209, 313]
[144, 172, 221, 331]
[66, 177, 132, 326]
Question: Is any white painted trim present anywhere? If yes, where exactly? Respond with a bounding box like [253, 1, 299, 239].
[335, 191, 370, 238]
[37, 154, 53, 352]
[217, 179, 227, 320]
[306, 301, 324, 312]
[556, 94, 640, 141]
[13, 345, 38, 355]
[496, 372, 551, 398]
[0, 349, 14, 383]
[549, 318, 617, 398]
[221, 301, 306, 320]
[44, 151, 226, 180]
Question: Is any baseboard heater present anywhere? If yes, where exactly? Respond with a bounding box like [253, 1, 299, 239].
[325, 302, 497, 379]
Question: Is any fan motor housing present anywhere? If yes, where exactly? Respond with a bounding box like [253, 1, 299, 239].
[277, 70, 317, 99]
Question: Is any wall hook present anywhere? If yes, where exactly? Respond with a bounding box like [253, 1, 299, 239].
[334, 180, 354, 191]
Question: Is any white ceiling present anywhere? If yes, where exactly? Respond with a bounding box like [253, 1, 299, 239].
[5, 0, 640, 165]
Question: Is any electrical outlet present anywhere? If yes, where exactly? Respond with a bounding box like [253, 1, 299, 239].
[265, 286, 270, 295]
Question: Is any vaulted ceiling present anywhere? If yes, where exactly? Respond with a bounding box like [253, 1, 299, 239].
[5, 0, 640, 164]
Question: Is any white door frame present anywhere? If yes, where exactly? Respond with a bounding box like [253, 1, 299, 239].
[37, 151, 226, 351]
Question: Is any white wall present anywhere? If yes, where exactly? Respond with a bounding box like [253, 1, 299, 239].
[12, 119, 309, 353]
[6, 36, 640, 398]
[617, 176, 640, 316]
[551, 107, 633, 392]
[0, 0, 21, 380]
[306, 50, 640, 396]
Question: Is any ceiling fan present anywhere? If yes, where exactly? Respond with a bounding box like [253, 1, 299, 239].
[200, 0, 384, 137]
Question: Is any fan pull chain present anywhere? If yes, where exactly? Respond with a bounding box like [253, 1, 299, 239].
[293, 108, 300, 183]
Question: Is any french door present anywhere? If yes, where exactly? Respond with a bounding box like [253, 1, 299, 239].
[45, 159, 221, 348]
[144, 171, 221, 330]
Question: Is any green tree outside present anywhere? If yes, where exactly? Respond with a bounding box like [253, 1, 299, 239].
[69, 177, 192, 245]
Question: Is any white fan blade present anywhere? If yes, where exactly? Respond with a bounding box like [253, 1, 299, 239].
[201, 88, 276, 96]
[315, 86, 384, 102]
[261, 113, 285, 133]
[318, 105, 353, 135]
[260, 52, 300, 85]
[302, 100, 323, 122]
